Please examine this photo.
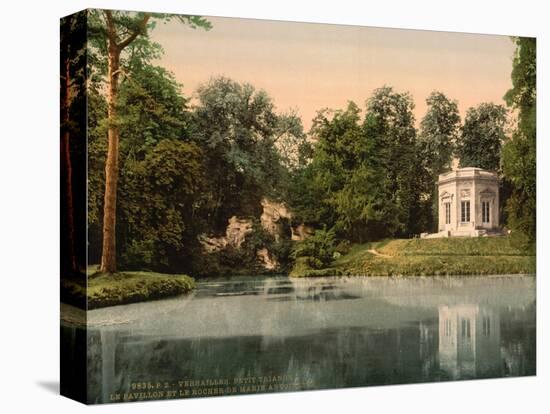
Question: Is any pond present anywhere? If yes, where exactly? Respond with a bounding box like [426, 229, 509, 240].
[61, 275, 536, 404]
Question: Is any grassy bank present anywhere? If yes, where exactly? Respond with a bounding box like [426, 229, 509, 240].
[375, 237, 534, 257]
[61, 271, 195, 310]
[290, 236, 536, 278]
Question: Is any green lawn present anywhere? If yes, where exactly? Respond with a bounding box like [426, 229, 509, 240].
[374, 237, 533, 257]
[61, 270, 195, 309]
[290, 236, 536, 278]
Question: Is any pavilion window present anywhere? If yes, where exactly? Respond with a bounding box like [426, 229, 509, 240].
[445, 202, 451, 224]
[482, 201, 490, 223]
[461, 201, 470, 223]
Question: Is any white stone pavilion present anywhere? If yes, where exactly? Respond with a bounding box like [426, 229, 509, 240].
[423, 167, 500, 238]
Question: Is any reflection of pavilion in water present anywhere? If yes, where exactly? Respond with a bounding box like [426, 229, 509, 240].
[438, 304, 501, 379]
[79, 277, 535, 403]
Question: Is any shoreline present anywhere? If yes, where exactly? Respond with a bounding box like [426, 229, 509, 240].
[289, 238, 535, 278]
[60, 273, 535, 315]
[61, 271, 195, 310]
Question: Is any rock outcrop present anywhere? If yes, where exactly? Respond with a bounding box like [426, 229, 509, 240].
[198, 198, 314, 271]
[260, 197, 314, 241]
[260, 198, 293, 242]
[199, 216, 254, 253]
[198, 234, 228, 253]
[291, 223, 314, 241]
[256, 248, 279, 270]
[226, 216, 254, 248]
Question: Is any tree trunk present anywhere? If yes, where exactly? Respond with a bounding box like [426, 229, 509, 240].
[100, 44, 121, 273]
[99, 11, 150, 274]
[61, 38, 77, 276]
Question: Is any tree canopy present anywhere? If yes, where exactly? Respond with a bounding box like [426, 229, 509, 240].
[419, 91, 461, 175]
[456, 103, 508, 171]
[502, 37, 536, 245]
[192, 76, 305, 230]
[288, 87, 424, 242]
[81, 17, 534, 277]
[86, 9, 212, 273]
[418, 91, 462, 231]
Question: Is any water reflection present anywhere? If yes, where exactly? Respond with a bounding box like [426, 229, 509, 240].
[61, 276, 536, 404]
[438, 304, 501, 379]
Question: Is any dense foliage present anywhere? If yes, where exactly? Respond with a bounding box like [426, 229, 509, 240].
[81, 21, 534, 277]
[292, 228, 337, 269]
[502, 37, 536, 246]
[192, 77, 305, 231]
[87, 68, 304, 273]
[418, 92, 462, 231]
[289, 87, 430, 242]
[419, 92, 461, 175]
[456, 103, 508, 171]
[86, 10, 212, 273]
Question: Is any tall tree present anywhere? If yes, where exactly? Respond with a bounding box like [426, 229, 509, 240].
[291, 87, 425, 239]
[88, 10, 211, 272]
[304, 104, 363, 235]
[418, 91, 461, 231]
[502, 37, 536, 244]
[364, 86, 420, 236]
[288, 98, 412, 242]
[456, 103, 507, 171]
[419, 91, 461, 175]
[192, 76, 303, 231]
[87, 61, 201, 270]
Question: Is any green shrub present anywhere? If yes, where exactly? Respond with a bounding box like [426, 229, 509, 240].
[271, 238, 294, 272]
[119, 238, 157, 270]
[335, 239, 351, 255]
[289, 256, 341, 277]
[292, 228, 336, 268]
[190, 251, 222, 278]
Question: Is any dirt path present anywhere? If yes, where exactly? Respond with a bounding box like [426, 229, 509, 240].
[367, 249, 392, 258]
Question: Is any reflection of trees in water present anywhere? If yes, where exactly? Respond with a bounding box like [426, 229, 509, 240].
[85, 303, 535, 404]
[80, 277, 536, 404]
[87, 324, 442, 403]
[84, 305, 535, 402]
[499, 302, 536, 377]
[419, 320, 438, 378]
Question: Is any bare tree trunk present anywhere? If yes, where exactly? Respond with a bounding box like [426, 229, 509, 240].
[100, 43, 120, 273]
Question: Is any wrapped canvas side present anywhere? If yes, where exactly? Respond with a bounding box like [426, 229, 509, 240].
[60, 10, 89, 404]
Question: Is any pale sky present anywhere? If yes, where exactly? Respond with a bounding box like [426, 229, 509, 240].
[150, 16, 515, 130]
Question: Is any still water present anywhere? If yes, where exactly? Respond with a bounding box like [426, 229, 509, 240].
[62, 275, 536, 403]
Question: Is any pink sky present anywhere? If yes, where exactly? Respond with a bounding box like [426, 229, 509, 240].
[151, 16, 515, 130]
